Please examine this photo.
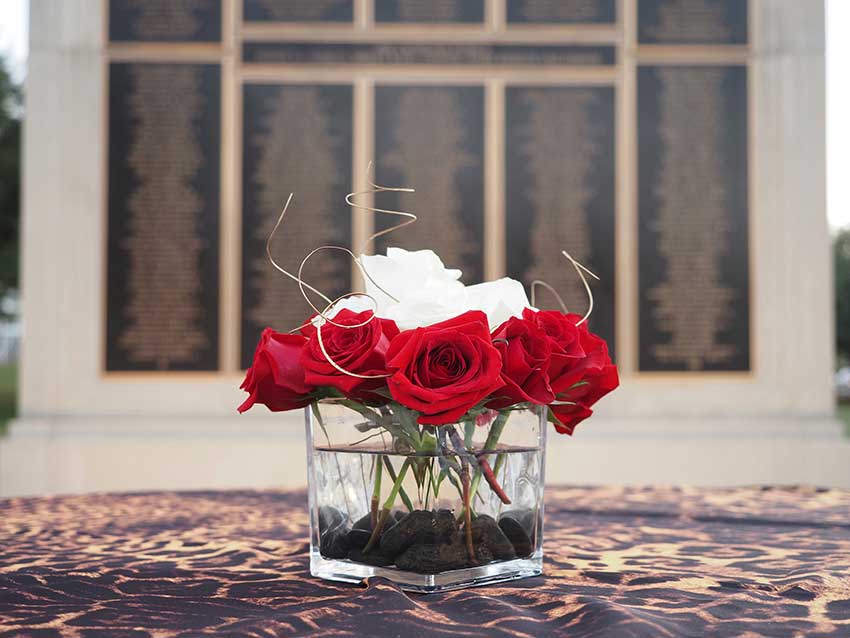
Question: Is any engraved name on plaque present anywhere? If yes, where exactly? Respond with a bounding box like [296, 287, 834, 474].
[241, 84, 353, 369]
[507, 0, 616, 24]
[375, 86, 485, 284]
[109, 0, 222, 43]
[375, 0, 485, 23]
[638, 66, 749, 372]
[106, 63, 221, 371]
[242, 0, 353, 23]
[638, 0, 748, 44]
[506, 86, 616, 353]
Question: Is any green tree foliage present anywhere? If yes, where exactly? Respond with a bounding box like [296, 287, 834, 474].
[0, 56, 21, 313]
[836, 227, 850, 364]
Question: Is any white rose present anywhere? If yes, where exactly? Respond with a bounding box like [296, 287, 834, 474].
[358, 248, 466, 330]
[325, 247, 534, 331]
[465, 278, 532, 329]
[319, 294, 375, 323]
[360, 248, 463, 305]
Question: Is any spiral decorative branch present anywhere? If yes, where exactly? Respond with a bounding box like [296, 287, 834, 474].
[265, 164, 601, 382]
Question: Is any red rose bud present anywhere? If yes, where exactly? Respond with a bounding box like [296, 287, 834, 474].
[300, 309, 399, 401]
[487, 316, 555, 409]
[549, 403, 595, 436]
[549, 319, 619, 435]
[238, 328, 313, 413]
[522, 307, 586, 389]
[386, 310, 503, 426]
[522, 308, 585, 357]
[549, 363, 619, 434]
[475, 409, 498, 427]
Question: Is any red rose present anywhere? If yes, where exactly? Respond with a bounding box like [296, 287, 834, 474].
[301, 309, 399, 399]
[549, 320, 619, 435]
[386, 310, 503, 425]
[549, 364, 619, 434]
[522, 307, 587, 392]
[238, 328, 313, 413]
[549, 403, 594, 434]
[487, 316, 554, 409]
[523, 308, 584, 357]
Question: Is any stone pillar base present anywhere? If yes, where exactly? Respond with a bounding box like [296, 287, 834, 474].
[2, 416, 847, 497]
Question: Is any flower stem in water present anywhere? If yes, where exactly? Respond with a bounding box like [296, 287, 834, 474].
[382, 455, 414, 512]
[370, 455, 383, 529]
[363, 459, 411, 554]
[492, 452, 506, 481]
[447, 427, 476, 563]
[468, 410, 512, 506]
[477, 455, 511, 504]
[460, 452, 475, 563]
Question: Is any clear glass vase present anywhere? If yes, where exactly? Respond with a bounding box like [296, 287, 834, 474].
[305, 398, 547, 593]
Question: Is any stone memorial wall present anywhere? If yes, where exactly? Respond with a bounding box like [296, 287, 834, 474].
[10, 0, 838, 493]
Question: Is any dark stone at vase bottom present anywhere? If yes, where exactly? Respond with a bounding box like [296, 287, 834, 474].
[380, 510, 437, 557]
[348, 547, 396, 567]
[321, 529, 350, 559]
[347, 512, 400, 551]
[433, 509, 458, 542]
[318, 505, 346, 534]
[340, 508, 528, 574]
[352, 513, 373, 531]
[395, 540, 494, 574]
[467, 515, 516, 561]
[395, 541, 465, 573]
[498, 516, 533, 558]
[346, 527, 372, 552]
[347, 514, 375, 551]
[503, 508, 536, 535]
[319, 506, 350, 558]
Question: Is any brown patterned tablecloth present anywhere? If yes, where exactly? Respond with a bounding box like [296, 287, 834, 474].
[2, 486, 850, 637]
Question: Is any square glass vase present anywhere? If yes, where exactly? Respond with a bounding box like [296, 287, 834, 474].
[305, 399, 547, 593]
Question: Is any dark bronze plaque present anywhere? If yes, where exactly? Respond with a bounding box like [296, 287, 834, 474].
[638, 66, 749, 371]
[374, 86, 485, 284]
[507, 0, 616, 24]
[241, 84, 353, 369]
[242, 43, 616, 66]
[506, 86, 616, 354]
[638, 0, 748, 44]
[109, 0, 221, 42]
[243, 0, 353, 23]
[106, 63, 221, 371]
[375, 0, 485, 23]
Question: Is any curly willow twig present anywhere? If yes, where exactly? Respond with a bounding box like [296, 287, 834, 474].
[266, 166, 602, 380]
[265, 164, 417, 379]
[530, 251, 600, 327]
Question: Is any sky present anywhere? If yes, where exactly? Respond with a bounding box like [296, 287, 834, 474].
[0, 0, 26, 83]
[0, 0, 847, 230]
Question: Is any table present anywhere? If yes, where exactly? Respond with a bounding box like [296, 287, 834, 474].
[1, 487, 849, 637]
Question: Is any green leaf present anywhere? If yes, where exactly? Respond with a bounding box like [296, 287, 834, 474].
[310, 402, 331, 447]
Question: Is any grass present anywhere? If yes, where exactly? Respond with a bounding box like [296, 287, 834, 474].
[839, 403, 850, 438]
[0, 363, 16, 436]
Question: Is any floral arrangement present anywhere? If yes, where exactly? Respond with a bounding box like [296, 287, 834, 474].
[238, 247, 618, 433]
[237, 179, 618, 586]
